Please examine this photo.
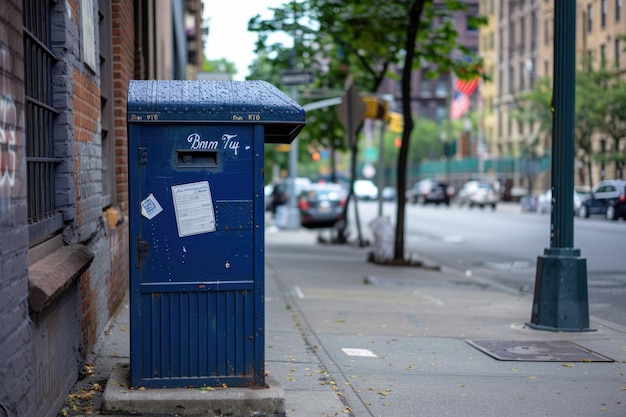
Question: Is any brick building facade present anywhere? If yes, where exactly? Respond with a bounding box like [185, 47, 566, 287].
[0, 1, 203, 416]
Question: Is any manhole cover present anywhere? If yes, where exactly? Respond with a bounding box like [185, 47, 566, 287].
[466, 340, 614, 362]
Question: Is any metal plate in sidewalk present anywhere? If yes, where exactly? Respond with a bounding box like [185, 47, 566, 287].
[466, 340, 614, 362]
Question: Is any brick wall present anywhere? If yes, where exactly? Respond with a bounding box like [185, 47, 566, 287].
[0, 0, 152, 414]
[106, 0, 135, 316]
[71, 66, 112, 349]
[0, 0, 33, 415]
[0, 1, 131, 415]
[112, 0, 134, 214]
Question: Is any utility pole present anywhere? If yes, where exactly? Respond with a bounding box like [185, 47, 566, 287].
[527, 0, 591, 331]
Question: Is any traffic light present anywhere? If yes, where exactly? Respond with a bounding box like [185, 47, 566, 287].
[387, 111, 403, 133]
[363, 96, 389, 120]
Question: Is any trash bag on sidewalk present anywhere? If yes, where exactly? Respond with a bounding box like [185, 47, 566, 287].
[368, 216, 394, 262]
[274, 205, 288, 229]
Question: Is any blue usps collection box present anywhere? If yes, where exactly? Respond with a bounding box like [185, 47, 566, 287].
[127, 80, 304, 388]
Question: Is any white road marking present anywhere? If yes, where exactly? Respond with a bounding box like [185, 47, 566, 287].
[294, 285, 305, 299]
[342, 348, 377, 357]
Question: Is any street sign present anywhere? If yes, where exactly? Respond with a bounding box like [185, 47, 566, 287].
[335, 78, 366, 136]
[301, 97, 342, 112]
[363, 147, 378, 162]
[280, 70, 315, 86]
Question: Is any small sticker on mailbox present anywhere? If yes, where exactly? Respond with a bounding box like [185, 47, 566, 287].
[171, 181, 216, 237]
[141, 193, 164, 220]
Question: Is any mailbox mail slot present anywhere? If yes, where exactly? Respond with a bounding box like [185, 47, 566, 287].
[127, 80, 304, 388]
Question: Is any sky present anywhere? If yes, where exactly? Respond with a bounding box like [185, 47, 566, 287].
[203, 0, 291, 80]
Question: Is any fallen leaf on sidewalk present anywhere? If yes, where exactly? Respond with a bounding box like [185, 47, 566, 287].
[562, 363, 574, 367]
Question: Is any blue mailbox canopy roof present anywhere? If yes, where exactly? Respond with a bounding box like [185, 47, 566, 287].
[127, 80, 305, 144]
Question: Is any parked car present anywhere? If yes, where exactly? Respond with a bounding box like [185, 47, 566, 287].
[536, 189, 586, 215]
[456, 180, 498, 209]
[521, 195, 538, 212]
[382, 186, 397, 201]
[353, 179, 379, 200]
[298, 183, 348, 228]
[578, 180, 626, 220]
[270, 177, 312, 214]
[406, 179, 451, 205]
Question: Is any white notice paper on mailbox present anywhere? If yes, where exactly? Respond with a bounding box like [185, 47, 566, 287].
[171, 181, 216, 237]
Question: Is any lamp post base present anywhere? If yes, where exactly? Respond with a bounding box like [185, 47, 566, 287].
[526, 248, 594, 332]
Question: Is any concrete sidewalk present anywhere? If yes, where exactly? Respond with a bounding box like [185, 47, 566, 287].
[65, 224, 626, 416]
[262, 227, 626, 417]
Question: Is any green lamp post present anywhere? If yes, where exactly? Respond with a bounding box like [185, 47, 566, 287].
[527, 0, 592, 331]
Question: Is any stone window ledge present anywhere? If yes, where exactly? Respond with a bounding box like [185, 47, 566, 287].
[29, 245, 95, 313]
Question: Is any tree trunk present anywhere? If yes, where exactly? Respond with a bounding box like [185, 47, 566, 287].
[614, 137, 623, 179]
[586, 158, 594, 189]
[393, 0, 426, 261]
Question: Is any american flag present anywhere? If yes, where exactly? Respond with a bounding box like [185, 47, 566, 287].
[449, 75, 479, 119]
[450, 89, 471, 120]
[455, 77, 479, 96]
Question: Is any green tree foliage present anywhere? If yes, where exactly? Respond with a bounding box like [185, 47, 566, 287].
[513, 76, 554, 142]
[202, 57, 237, 75]
[575, 66, 605, 186]
[248, 0, 485, 260]
[510, 54, 626, 187]
[591, 71, 626, 179]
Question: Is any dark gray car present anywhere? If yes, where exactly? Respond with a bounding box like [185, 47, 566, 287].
[298, 183, 347, 228]
[578, 179, 626, 220]
[406, 179, 451, 205]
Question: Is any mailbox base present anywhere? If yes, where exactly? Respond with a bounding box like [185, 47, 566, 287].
[104, 363, 286, 416]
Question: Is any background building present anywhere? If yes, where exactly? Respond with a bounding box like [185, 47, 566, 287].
[480, 0, 625, 194]
[407, 0, 624, 196]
